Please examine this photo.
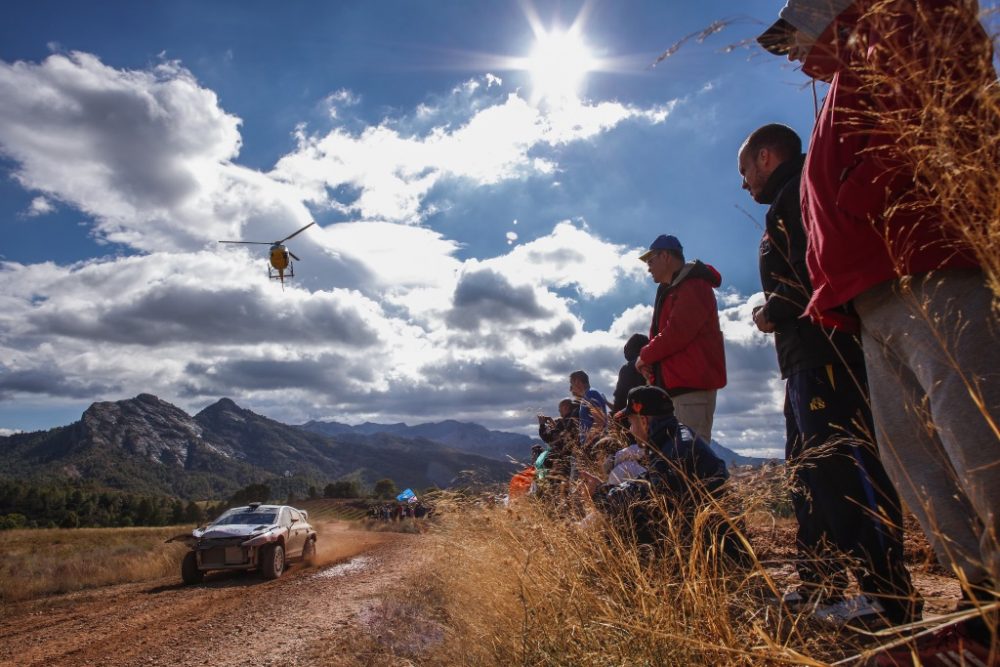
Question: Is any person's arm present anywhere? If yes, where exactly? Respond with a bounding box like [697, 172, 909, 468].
[639, 282, 713, 365]
[761, 194, 812, 325]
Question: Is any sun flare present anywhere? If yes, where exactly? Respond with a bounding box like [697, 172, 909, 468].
[527, 29, 594, 103]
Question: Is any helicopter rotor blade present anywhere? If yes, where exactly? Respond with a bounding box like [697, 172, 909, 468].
[218, 240, 272, 245]
[277, 221, 316, 244]
[288, 251, 301, 261]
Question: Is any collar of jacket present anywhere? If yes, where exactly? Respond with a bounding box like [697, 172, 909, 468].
[646, 415, 680, 449]
[756, 153, 806, 205]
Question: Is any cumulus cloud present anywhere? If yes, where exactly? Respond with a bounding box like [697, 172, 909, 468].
[0, 50, 785, 454]
[271, 82, 674, 224]
[480, 220, 646, 299]
[0, 52, 249, 251]
[25, 196, 55, 217]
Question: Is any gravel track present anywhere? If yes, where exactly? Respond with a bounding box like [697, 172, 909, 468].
[0, 522, 422, 667]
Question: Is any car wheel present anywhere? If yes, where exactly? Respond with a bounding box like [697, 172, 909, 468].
[261, 543, 285, 580]
[301, 538, 316, 565]
[181, 551, 204, 585]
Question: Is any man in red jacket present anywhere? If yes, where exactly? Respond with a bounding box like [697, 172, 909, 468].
[759, 0, 999, 644]
[634, 234, 726, 442]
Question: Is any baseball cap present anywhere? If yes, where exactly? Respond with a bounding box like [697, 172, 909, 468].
[757, 17, 795, 56]
[615, 385, 675, 420]
[639, 235, 683, 263]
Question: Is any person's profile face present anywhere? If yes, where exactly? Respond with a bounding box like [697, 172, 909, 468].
[628, 414, 649, 443]
[738, 148, 769, 203]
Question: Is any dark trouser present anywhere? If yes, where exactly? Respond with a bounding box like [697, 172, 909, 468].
[785, 364, 919, 623]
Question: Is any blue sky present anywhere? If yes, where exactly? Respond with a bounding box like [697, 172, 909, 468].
[4, 1, 992, 456]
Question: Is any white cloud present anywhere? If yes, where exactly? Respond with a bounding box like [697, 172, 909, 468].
[25, 196, 55, 217]
[272, 90, 674, 224]
[0, 50, 784, 453]
[482, 220, 644, 299]
[0, 52, 247, 252]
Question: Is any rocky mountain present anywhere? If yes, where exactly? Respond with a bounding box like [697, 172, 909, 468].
[0, 395, 517, 500]
[299, 419, 536, 462]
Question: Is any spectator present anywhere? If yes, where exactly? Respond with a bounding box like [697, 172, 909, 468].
[580, 386, 747, 563]
[612, 333, 650, 413]
[569, 370, 609, 449]
[738, 122, 919, 625]
[634, 235, 726, 442]
[537, 398, 578, 486]
[759, 0, 998, 648]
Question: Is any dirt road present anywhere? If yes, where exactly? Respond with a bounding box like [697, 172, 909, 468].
[0, 522, 422, 667]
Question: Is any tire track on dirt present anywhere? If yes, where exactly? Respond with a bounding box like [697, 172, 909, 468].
[0, 524, 422, 667]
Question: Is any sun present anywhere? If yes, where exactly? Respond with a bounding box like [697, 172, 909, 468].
[526, 29, 594, 103]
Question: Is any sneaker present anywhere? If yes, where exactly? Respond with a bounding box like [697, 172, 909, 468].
[866, 618, 997, 666]
[772, 588, 843, 613]
[814, 594, 886, 627]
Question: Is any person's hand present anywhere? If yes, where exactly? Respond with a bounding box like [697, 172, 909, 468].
[753, 305, 776, 333]
[634, 357, 654, 383]
[578, 470, 603, 496]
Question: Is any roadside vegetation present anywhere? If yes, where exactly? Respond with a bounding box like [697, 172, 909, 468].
[0, 525, 190, 603]
[310, 472, 960, 667]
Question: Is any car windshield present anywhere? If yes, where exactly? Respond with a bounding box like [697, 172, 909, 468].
[213, 512, 276, 526]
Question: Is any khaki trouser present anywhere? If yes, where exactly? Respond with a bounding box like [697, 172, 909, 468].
[671, 389, 717, 443]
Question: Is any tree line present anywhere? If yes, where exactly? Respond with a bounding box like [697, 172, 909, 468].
[0, 476, 407, 530]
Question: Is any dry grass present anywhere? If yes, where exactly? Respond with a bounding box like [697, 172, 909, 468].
[0, 525, 190, 604]
[309, 475, 872, 667]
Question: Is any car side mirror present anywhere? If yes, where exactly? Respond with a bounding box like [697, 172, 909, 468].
[291, 517, 300, 523]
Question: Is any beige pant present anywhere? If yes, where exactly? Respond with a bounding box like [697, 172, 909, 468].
[671, 390, 717, 443]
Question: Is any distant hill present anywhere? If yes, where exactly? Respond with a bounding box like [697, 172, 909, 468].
[300, 418, 773, 468]
[0, 395, 517, 500]
[299, 419, 537, 462]
[709, 441, 775, 468]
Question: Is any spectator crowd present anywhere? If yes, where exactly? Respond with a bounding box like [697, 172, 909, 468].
[511, 1, 999, 659]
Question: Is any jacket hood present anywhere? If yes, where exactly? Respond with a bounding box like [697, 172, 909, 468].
[623, 333, 650, 362]
[757, 154, 805, 205]
[801, 2, 863, 80]
[671, 260, 722, 289]
[779, 0, 854, 42]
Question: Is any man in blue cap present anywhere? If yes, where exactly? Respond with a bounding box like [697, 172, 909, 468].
[634, 234, 726, 443]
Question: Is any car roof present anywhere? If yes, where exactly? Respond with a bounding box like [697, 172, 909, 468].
[226, 504, 307, 513]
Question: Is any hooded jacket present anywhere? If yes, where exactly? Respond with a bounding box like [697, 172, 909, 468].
[757, 154, 865, 376]
[788, 0, 992, 325]
[613, 333, 651, 412]
[639, 261, 727, 394]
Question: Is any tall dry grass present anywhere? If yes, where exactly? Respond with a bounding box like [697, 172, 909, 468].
[0, 525, 190, 604]
[312, 472, 889, 667]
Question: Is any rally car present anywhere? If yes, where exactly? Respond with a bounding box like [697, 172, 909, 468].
[169, 503, 317, 584]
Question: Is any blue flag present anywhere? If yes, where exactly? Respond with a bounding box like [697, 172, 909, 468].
[396, 488, 415, 502]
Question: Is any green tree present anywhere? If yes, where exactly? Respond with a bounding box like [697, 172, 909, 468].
[230, 483, 271, 506]
[324, 480, 360, 498]
[372, 478, 397, 500]
[59, 511, 80, 529]
[183, 501, 204, 525]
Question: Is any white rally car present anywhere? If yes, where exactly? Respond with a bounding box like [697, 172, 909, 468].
[170, 503, 317, 584]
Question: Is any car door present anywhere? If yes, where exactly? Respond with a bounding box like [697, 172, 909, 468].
[286, 508, 307, 558]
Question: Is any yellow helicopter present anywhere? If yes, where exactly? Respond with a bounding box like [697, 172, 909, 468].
[218, 222, 316, 287]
